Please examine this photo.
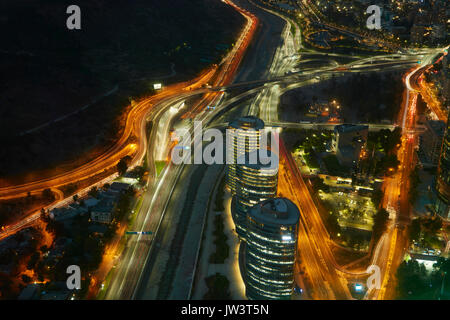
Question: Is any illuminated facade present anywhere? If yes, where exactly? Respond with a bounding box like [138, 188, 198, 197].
[226, 116, 265, 195]
[435, 111, 450, 220]
[233, 150, 278, 239]
[245, 198, 299, 300]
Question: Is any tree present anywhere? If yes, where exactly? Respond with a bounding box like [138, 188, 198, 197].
[117, 156, 132, 176]
[40, 245, 49, 254]
[409, 218, 421, 242]
[372, 208, 389, 241]
[21, 274, 32, 284]
[72, 194, 79, 202]
[312, 177, 329, 193]
[27, 252, 40, 270]
[411, 216, 443, 248]
[131, 166, 146, 180]
[326, 211, 341, 239]
[372, 189, 383, 208]
[203, 273, 231, 300]
[422, 216, 442, 233]
[88, 186, 99, 198]
[396, 259, 429, 299]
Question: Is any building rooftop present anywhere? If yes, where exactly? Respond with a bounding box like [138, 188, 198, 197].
[228, 116, 265, 131]
[109, 182, 131, 193]
[18, 284, 40, 300]
[426, 120, 446, 136]
[249, 198, 300, 226]
[84, 197, 100, 208]
[92, 198, 115, 213]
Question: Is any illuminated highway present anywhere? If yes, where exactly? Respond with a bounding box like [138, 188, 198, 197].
[0, 0, 447, 302]
[366, 49, 445, 300]
[101, 0, 259, 299]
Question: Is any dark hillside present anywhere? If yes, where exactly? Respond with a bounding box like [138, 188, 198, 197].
[0, 0, 244, 178]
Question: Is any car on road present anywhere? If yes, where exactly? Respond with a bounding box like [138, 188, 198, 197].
[293, 285, 303, 295]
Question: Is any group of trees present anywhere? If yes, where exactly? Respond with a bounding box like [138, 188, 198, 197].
[360, 128, 402, 177]
[371, 208, 390, 242]
[321, 73, 404, 124]
[214, 177, 226, 212]
[114, 186, 136, 222]
[323, 154, 347, 176]
[203, 273, 231, 300]
[117, 155, 132, 176]
[325, 211, 341, 240]
[368, 128, 402, 154]
[409, 215, 443, 249]
[371, 189, 384, 209]
[209, 214, 229, 264]
[396, 258, 450, 299]
[36, 212, 106, 291]
[312, 177, 330, 193]
[294, 130, 332, 170]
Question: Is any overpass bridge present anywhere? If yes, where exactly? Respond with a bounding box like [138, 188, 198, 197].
[209, 121, 397, 132]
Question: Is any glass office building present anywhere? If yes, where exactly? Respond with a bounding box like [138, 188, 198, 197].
[436, 110, 450, 220]
[233, 149, 278, 239]
[245, 198, 300, 300]
[226, 116, 265, 195]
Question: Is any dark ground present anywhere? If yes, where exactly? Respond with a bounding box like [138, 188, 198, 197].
[279, 71, 404, 124]
[0, 0, 244, 180]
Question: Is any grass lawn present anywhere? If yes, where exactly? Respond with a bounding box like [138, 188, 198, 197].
[155, 160, 167, 177]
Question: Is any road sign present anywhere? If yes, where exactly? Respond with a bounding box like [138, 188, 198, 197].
[126, 231, 153, 235]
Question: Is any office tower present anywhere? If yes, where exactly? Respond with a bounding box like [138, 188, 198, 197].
[226, 116, 265, 195]
[245, 198, 300, 300]
[419, 118, 445, 166]
[435, 111, 450, 219]
[233, 149, 278, 239]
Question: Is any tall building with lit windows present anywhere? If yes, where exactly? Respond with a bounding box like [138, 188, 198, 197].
[233, 149, 278, 239]
[435, 111, 450, 220]
[226, 116, 265, 195]
[244, 198, 300, 300]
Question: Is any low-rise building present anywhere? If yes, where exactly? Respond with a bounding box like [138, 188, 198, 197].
[50, 205, 86, 222]
[109, 182, 131, 194]
[18, 284, 40, 300]
[90, 198, 116, 224]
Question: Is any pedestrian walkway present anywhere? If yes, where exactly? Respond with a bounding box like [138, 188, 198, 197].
[191, 178, 246, 300]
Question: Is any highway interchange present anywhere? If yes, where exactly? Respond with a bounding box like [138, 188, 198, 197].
[0, 0, 448, 300]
